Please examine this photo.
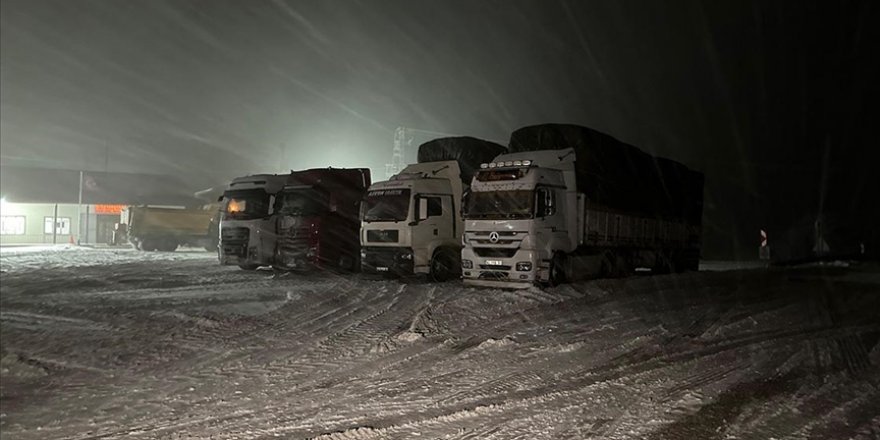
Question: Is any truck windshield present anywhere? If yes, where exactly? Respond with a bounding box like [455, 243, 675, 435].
[276, 188, 328, 216]
[465, 190, 534, 219]
[222, 190, 271, 220]
[363, 189, 411, 222]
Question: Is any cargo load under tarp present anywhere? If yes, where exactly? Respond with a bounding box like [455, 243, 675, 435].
[509, 124, 703, 224]
[417, 136, 507, 184]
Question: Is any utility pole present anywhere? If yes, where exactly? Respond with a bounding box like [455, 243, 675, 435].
[53, 203, 58, 245]
[385, 127, 462, 179]
[77, 171, 83, 245]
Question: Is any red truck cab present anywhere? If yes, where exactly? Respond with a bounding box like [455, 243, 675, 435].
[272, 168, 371, 271]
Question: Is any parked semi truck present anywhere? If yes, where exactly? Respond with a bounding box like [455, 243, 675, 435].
[116, 204, 220, 252]
[218, 174, 289, 269]
[461, 124, 704, 288]
[360, 137, 506, 280]
[272, 168, 371, 271]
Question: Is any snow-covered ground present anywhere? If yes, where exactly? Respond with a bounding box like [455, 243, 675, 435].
[1, 248, 878, 439]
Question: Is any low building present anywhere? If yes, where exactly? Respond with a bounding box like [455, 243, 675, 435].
[0, 166, 213, 246]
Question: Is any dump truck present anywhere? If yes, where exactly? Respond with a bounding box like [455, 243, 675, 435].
[360, 137, 506, 280]
[461, 124, 704, 288]
[116, 204, 220, 252]
[218, 173, 289, 270]
[273, 168, 371, 271]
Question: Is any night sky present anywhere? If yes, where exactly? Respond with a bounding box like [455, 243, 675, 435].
[1, 0, 877, 258]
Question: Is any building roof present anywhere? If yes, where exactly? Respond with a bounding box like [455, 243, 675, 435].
[0, 166, 205, 206]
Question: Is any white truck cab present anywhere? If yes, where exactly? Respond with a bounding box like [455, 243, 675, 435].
[360, 161, 464, 280]
[461, 149, 580, 288]
[218, 174, 288, 270]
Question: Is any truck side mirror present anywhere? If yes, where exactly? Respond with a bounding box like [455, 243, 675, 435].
[461, 189, 471, 216]
[418, 197, 429, 221]
[409, 196, 428, 226]
[535, 190, 546, 218]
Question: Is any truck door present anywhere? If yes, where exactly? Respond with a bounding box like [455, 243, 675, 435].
[414, 194, 455, 251]
[535, 187, 568, 247]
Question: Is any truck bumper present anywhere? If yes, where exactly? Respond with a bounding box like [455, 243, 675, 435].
[219, 226, 273, 267]
[361, 247, 415, 276]
[461, 248, 542, 287]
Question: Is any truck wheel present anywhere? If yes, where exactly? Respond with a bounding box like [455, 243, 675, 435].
[238, 264, 260, 271]
[548, 252, 567, 286]
[653, 252, 675, 274]
[430, 248, 458, 282]
[159, 240, 179, 252]
[140, 239, 158, 252]
[338, 254, 357, 272]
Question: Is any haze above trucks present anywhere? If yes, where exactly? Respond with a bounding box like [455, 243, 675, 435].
[462, 124, 704, 288]
[360, 137, 506, 280]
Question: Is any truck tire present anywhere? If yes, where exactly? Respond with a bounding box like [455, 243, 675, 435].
[338, 253, 357, 272]
[548, 252, 567, 286]
[139, 238, 158, 252]
[238, 264, 260, 271]
[158, 239, 179, 252]
[654, 251, 677, 274]
[429, 248, 459, 282]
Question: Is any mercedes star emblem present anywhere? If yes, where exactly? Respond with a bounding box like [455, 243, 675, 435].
[489, 231, 500, 243]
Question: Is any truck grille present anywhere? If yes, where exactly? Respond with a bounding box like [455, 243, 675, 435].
[478, 271, 509, 280]
[221, 227, 249, 256]
[465, 231, 526, 246]
[473, 247, 518, 258]
[366, 229, 399, 243]
[279, 225, 311, 253]
[480, 264, 512, 270]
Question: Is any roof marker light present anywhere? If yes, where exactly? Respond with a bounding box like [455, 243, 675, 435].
[523, 160, 532, 166]
[480, 163, 488, 169]
[504, 161, 514, 167]
[488, 162, 497, 168]
[513, 160, 523, 166]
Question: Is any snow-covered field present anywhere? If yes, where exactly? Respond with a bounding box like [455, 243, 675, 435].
[1, 248, 878, 439]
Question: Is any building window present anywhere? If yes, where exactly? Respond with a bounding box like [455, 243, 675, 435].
[0, 216, 26, 235]
[44, 217, 71, 235]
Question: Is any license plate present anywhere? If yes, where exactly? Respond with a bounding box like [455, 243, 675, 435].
[376, 267, 389, 272]
[485, 260, 503, 266]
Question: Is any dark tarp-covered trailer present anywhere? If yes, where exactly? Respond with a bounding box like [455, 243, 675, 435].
[508, 124, 703, 226]
[417, 136, 507, 184]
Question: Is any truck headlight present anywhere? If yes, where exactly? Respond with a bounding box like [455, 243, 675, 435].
[461, 259, 473, 269]
[399, 251, 413, 260]
[516, 261, 532, 271]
